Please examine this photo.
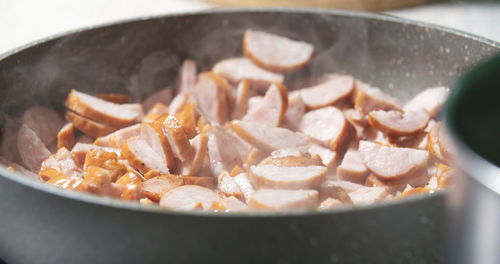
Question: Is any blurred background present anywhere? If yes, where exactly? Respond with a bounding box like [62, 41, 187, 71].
[1, 0, 500, 55]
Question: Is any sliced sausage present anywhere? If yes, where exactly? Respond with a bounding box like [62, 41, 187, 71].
[259, 155, 323, 167]
[176, 59, 197, 96]
[299, 107, 352, 152]
[97, 93, 130, 104]
[84, 148, 128, 181]
[159, 185, 221, 210]
[248, 189, 318, 211]
[65, 111, 117, 138]
[249, 164, 327, 190]
[368, 110, 429, 137]
[194, 72, 229, 125]
[232, 80, 252, 120]
[180, 176, 215, 189]
[142, 175, 183, 202]
[207, 127, 244, 177]
[217, 196, 248, 212]
[121, 103, 145, 121]
[115, 171, 143, 200]
[318, 198, 344, 210]
[17, 124, 51, 172]
[180, 133, 208, 175]
[245, 148, 268, 167]
[70, 143, 120, 167]
[336, 149, 369, 184]
[22, 106, 65, 146]
[359, 140, 429, 181]
[348, 186, 389, 205]
[174, 101, 199, 139]
[354, 86, 402, 114]
[404, 87, 449, 118]
[93, 124, 141, 148]
[41, 147, 82, 179]
[300, 75, 354, 109]
[157, 115, 195, 163]
[82, 166, 114, 196]
[212, 57, 284, 91]
[233, 172, 255, 202]
[121, 136, 170, 175]
[218, 172, 243, 200]
[57, 123, 75, 150]
[308, 144, 338, 172]
[242, 83, 288, 127]
[284, 91, 306, 130]
[144, 103, 169, 123]
[231, 121, 310, 153]
[427, 121, 455, 164]
[243, 29, 314, 72]
[319, 180, 359, 202]
[65, 89, 139, 127]
[140, 123, 176, 171]
[168, 93, 189, 115]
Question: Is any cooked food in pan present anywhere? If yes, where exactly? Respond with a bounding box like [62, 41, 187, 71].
[0, 29, 455, 212]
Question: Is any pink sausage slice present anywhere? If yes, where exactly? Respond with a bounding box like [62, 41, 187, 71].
[17, 124, 51, 172]
[160, 185, 221, 211]
[242, 83, 288, 127]
[194, 72, 229, 125]
[176, 59, 197, 96]
[212, 57, 284, 91]
[404, 87, 449, 118]
[300, 75, 354, 109]
[368, 110, 430, 137]
[93, 124, 141, 148]
[336, 149, 369, 184]
[249, 189, 319, 211]
[354, 86, 402, 114]
[22, 106, 65, 146]
[231, 121, 310, 153]
[243, 29, 314, 72]
[249, 164, 327, 190]
[299, 106, 352, 152]
[359, 141, 429, 181]
[141, 87, 173, 112]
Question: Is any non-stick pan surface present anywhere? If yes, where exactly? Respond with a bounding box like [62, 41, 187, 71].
[0, 8, 498, 264]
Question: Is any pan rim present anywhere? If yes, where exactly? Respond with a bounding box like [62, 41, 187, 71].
[0, 7, 495, 217]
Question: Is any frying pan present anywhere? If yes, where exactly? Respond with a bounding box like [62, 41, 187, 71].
[0, 8, 498, 264]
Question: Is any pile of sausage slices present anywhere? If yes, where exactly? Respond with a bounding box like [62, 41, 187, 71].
[0, 29, 456, 212]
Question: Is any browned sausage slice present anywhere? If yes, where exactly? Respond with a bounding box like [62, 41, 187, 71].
[57, 123, 75, 150]
[65, 89, 139, 127]
[70, 143, 120, 167]
[212, 57, 284, 91]
[140, 123, 176, 171]
[97, 93, 130, 104]
[243, 29, 314, 72]
[336, 149, 369, 184]
[232, 80, 252, 120]
[320, 179, 366, 194]
[233, 173, 255, 202]
[308, 144, 338, 171]
[40, 147, 82, 179]
[168, 93, 189, 115]
[231, 121, 310, 153]
[242, 83, 288, 127]
[121, 136, 170, 175]
[359, 141, 429, 181]
[142, 175, 183, 202]
[194, 72, 229, 125]
[404, 87, 449, 118]
[143, 103, 169, 123]
[249, 164, 327, 190]
[354, 86, 402, 114]
[259, 155, 323, 167]
[299, 107, 352, 152]
[158, 115, 195, 163]
[176, 59, 197, 96]
[17, 124, 51, 172]
[93, 124, 141, 148]
[300, 75, 354, 109]
[218, 172, 243, 200]
[368, 110, 429, 137]
[22, 106, 65, 146]
[159, 185, 221, 210]
[65, 111, 117, 138]
[248, 189, 318, 211]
